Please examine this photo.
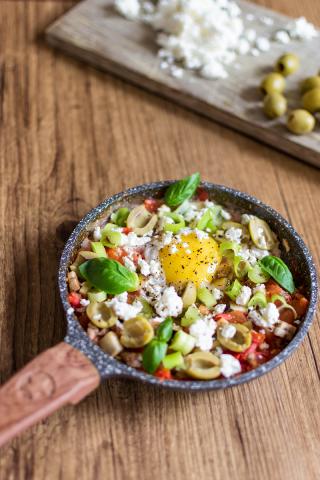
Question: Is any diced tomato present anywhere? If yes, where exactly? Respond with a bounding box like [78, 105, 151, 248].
[68, 292, 81, 308]
[234, 342, 258, 362]
[265, 279, 284, 298]
[155, 367, 172, 380]
[251, 331, 266, 345]
[122, 227, 132, 234]
[127, 291, 141, 304]
[215, 311, 247, 323]
[291, 293, 309, 317]
[197, 188, 209, 201]
[144, 198, 161, 213]
[265, 279, 291, 302]
[106, 247, 126, 263]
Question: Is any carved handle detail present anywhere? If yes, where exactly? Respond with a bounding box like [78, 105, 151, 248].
[0, 342, 100, 448]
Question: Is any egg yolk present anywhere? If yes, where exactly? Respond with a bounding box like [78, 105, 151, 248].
[159, 233, 221, 288]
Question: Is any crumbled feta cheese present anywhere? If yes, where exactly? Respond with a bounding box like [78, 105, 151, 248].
[201, 61, 228, 80]
[236, 285, 252, 306]
[253, 284, 266, 295]
[169, 244, 178, 254]
[182, 242, 189, 249]
[260, 16, 274, 26]
[117, 2, 318, 82]
[241, 213, 253, 225]
[189, 317, 217, 351]
[249, 302, 280, 329]
[67, 307, 74, 315]
[93, 226, 102, 241]
[220, 324, 236, 339]
[107, 294, 143, 321]
[244, 28, 257, 42]
[225, 227, 242, 244]
[220, 354, 241, 378]
[149, 260, 162, 277]
[221, 209, 232, 220]
[250, 48, 260, 57]
[214, 304, 227, 314]
[114, 0, 141, 19]
[207, 262, 219, 275]
[256, 37, 270, 52]
[157, 204, 171, 217]
[138, 257, 151, 276]
[236, 38, 250, 55]
[122, 232, 151, 247]
[161, 231, 173, 246]
[80, 298, 90, 307]
[287, 17, 318, 40]
[92, 313, 102, 322]
[124, 256, 137, 272]
[273, 30, 291, 44]
[155, 286, 183, 317]
[195, 229, 209, 240]
[256, 227, 268, 249]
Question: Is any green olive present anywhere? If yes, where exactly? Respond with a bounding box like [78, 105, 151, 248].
[182, 281, 197, 308]
[275, 53, 300, 77]
[302, 88, 320, 113]
[99, 331, 123, 356]
[184, 352, 221, 380]
[212, 277, 229, 291]
[263, 93, 287, 119]
[86, 302, 117, 329]
[120, 316, 154, 348]
[261, 73, 286, 95]
[217, 322, 252, 353]
[127, 205, 158, 236]
[301, 76, 320, 94]
[287, 109, 315, 135]
[248, 216, 275, 250]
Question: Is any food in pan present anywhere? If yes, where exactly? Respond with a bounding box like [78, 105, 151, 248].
[67, 174, 309, 381]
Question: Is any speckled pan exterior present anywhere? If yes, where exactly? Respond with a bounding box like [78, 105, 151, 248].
[59, 182, 318, 391]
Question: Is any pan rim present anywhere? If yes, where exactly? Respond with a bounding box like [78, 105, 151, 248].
[59, 181, 318, 391]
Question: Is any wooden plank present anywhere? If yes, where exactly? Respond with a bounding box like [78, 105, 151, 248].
[0, 1, 320, 479]
[46, 0, 320, 168]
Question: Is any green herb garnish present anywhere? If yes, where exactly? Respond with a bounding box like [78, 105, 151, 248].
[79, 258, 139, 295]
[259, 255, 295, 294]
[165, 173, 200, 207]
[142, 317, 173, 373]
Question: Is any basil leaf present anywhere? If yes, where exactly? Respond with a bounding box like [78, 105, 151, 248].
[259, 256, 295, 294]
[111, 208, 130, 227]
[156, 317, 173, 343]
[79, 258, 139, 295]
[142, 340, 168, 374]
[165, 173, 201, 207]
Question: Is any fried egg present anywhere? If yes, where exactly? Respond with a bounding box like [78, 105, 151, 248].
[159, 233, 221, 287]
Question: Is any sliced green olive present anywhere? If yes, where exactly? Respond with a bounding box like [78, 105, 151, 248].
[120, 316, 154, 348]
[99, 331, 123, 356]
[215, 257, 234, 279]
[127, 205, 157, 236]
[86, 302, 117, 329]
[70, 251, 100, 272]
[184, 352, 221, 380]
[217, 322, 252, 353]
[249, 216, 275, 250]
[182, 281, 197, 308]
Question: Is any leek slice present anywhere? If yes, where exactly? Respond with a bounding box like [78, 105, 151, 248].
[248, 264, 270, 283]
[225, 279, 242, 301]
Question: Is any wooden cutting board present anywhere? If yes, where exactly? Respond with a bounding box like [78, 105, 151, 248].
[46, 0, 320, 168]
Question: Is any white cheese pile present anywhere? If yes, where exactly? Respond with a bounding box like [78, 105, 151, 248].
[114, 0, 318, 80]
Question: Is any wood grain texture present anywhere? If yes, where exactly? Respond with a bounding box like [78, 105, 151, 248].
[0, 1, 319, 479]
[45, 0, 320, 168]
[0, 342, 100, 448]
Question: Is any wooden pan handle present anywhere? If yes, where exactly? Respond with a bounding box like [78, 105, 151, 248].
[0, 342, 100, 448]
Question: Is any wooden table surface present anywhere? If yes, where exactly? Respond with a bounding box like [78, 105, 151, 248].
[0, 1, 319, 479]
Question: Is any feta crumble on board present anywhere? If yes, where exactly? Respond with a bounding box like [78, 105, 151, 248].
[115, 0, 317, 80]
